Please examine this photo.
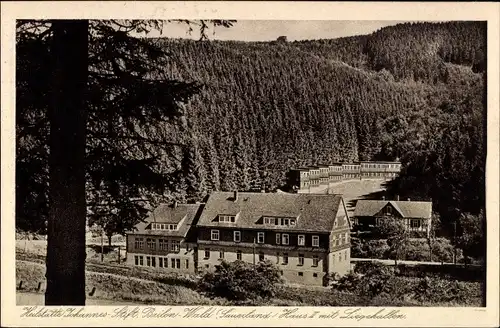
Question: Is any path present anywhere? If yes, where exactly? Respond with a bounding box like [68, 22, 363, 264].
[351, 257, 454, 266]
[16, 292, 143, 306]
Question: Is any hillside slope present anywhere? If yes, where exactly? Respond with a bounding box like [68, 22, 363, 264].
[152, 22, 485, 201]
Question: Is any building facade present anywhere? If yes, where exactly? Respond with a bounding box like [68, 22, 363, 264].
[126, 202, 203, 274]
[353, 199, 432, 237]
[195, 191, 351, 286]
[287, 161, 402, 193]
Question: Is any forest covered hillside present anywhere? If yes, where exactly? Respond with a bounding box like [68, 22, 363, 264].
[151, 22, 485, 225]
[16, 21, 486, 235]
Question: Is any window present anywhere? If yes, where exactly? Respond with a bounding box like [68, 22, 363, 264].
[313, 255, 319, 267]
[313, 273, 318, 278]
[312, 235, 319, 247]
[338, 254, 342, 262]
[134, 237, 144, 249]
[139, 256, 143, 266]
[411, 219, 421, 229]
[152, 257, 156, 267]
[159, 239, 167, 250]
[219, 215, 235, 223]
[283, 218, 290, 226]
[171, 240, 180, 252]
[283, 253, 288, 265]
[282, 234, 289, 245]
[298, 254, 304, 266]
[204, 249, 210, 259]
[171, 258, 175, 268]
[298, 235, 305, 246]
[385, 206, 393, 215]
[290, 219, 296, 226]
[134, 255, 139, 266]
[234, 231, 241, 242]
[345, 251, 347, 260]
[146, 256, 151, 267]
[259, 252, 265, 262]
[219, 250, 224, 259]
[163, 257, 168, 268]
[211, 229, 220, 241]
[264, 217, 275, 225]
[159, 257, 163, 268]
[185, 259, 189, 269]
[257, 232, 265, 244]
[298, 272, 303, 276]
[276, 233, 281, 245]
[236, 250, 242, 260]
[176, 258, 181, 269]
[147, 238, 156, 250]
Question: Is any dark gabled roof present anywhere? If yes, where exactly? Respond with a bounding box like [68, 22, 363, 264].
[196, 192, 345, 233]
[130, 203, 203, 238]
[290, 167, 310, 171]
[354, 200, 432, 219]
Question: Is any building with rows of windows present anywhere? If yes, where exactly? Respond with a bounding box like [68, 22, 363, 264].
[125, 202, 203, 273]
[287, 161, 401, 193]
[125, 191, 352, 286]
[195, 191, 351, 286]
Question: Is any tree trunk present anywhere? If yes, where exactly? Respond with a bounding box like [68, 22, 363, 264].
[45, 20, 89, 306]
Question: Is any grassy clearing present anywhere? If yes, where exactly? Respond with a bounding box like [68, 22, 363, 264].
[16, 258, 483, 306]
[16, 260, 218, 305]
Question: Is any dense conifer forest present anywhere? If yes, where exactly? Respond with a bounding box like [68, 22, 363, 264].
[151, 22, 486, 225]
[16, 21, 486, 235]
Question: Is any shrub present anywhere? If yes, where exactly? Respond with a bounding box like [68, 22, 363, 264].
[412, 276, 482, 305]
[332, 271, 361, 293]
[197, 260, 283, 302]
[365, 239, 391, 258]
[353, 261, 389, 275]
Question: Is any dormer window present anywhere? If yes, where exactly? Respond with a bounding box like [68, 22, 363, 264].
[264, 217, 276, 225]
[151, 223, 177, 231]
[219, 215, 236, 223]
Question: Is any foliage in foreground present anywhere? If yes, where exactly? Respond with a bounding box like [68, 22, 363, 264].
[16, 258, 482, 306]
[197, 260, 283, 302]
[332, 262, 483, 306]
[351, 237, 459, 263]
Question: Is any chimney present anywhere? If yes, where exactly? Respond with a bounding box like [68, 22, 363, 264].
[233, 190, 238, 201]
[396, 195, 400, 201]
